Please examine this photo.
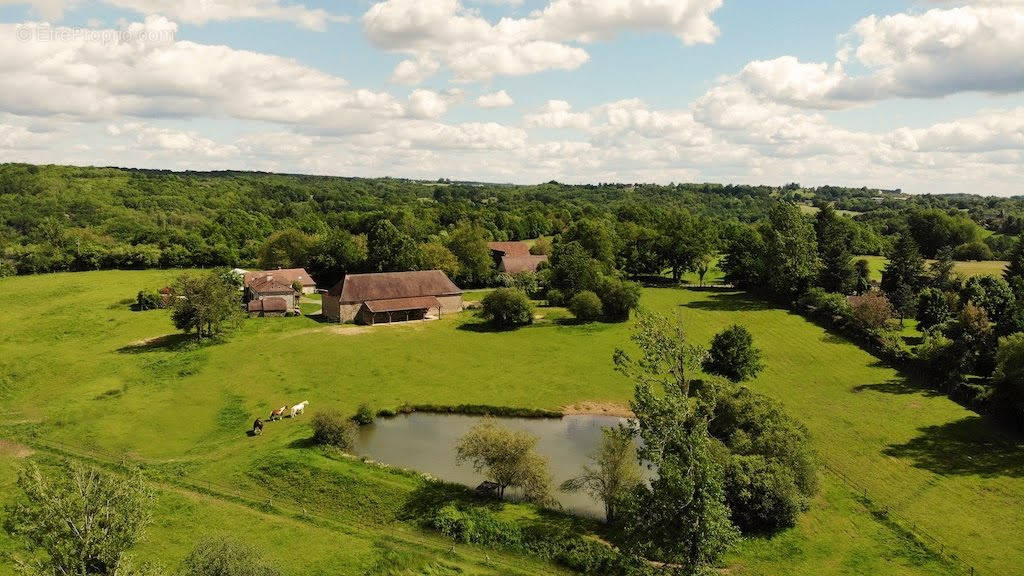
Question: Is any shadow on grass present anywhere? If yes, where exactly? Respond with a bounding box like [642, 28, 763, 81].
[884, 416, 1024, 477]
[399, 480, 505, 521]
[852, 377, 945, 397]
[304, 313, 331, 324]
[116, 333, 196, 354]
[681, 291, 775, 312]
[455, 321, 526, 333]
[286, 436, 318, 449]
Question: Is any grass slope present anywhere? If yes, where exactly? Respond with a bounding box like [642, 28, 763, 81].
[855, 255, 1008, 282]
[0, 270, 1019, 575]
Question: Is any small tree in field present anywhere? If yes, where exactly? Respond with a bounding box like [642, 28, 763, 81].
[703, 325, 764, 382]
[170, 270, 242, 338]
[568, 290, 603, 322]
[5, 463, 151, 576]
[561, 425, 642, 523]
[480, 288, 534, 328]
[849, 290, 893, 330]
[456, 421, 551, 504]
[181, 536, 279, 576]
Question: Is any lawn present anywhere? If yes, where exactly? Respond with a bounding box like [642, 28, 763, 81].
[855, 255, 1008, 282]
[0, 270, 1020, 575]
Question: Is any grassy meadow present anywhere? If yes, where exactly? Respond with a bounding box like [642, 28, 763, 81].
[0, 270, 1021, 575]
[855, 254, 1008, 282]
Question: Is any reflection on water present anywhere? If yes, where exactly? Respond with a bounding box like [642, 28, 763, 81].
[354, 412, 640, 518]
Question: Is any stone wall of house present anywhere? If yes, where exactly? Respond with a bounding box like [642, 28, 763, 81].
[438, 295, 463, 316]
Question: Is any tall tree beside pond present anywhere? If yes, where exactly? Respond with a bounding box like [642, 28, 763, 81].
[456, 421, 551, 504]
[561, 425, 642, 524]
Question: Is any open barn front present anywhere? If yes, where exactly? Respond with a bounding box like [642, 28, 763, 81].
[357, 296, 442, 325]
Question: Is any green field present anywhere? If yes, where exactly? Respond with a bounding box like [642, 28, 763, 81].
[1, 270, 1020, 575]
[855, 255, 1008, 282]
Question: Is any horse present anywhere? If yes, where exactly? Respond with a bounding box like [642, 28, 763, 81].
[252, 418, 264, 435]
[290, 400, 309, 418]
[269, 405, 288, 421]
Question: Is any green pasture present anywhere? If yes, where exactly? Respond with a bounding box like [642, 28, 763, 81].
[0, 270, 1020, 575]
[854, 255, 1008, 282]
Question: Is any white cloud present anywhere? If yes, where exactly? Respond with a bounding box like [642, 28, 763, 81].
[525, 100, 591, 129]
[363, 0, 721, 83]
[476, 90, 514, 108]
[0, 0, 347, 30]
[406, 89, 464, 119]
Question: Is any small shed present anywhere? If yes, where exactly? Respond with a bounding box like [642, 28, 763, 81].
[358, 296, 441, 325]
[248, 297, 289, 317]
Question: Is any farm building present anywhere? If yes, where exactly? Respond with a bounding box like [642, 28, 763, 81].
[487, 241, 548, 275]
[322, 270, 463, 324]
[244, 274, 300, 313]
[247, 297, 289, 317]
[243, 268, 317, 294]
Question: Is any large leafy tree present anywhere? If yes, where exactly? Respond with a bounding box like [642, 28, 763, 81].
[5, 463, 152, 576]
[881, 233, 925, 319]
[659, 211, 716, 284]
[761, 203, 819, 302]
[480, 288, 534, 328]
[992, 333, 1024, 428]
[306, 229, 367, 288]
[366, 219, 418, 273]
[549, 240, 603, 298]
[613, 312, 738, 571]
[721, 225, 765, 289]
[565, 218, 618, 270]
[815, 204, 855, 293]
[445, 221, 492, 286]
[456, 422, 551, 503]
[257, 228, 312, 270]
[170, 270, 243, 338]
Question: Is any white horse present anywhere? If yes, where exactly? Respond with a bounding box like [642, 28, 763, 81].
[291, 400, 309, 418]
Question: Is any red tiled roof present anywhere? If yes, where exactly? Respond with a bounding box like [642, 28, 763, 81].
[248, 297, 288, 312]
[247, 276, 295, 295]
[363, 296, 441, 313]
[328, 270, 461, 301]
[243, 268, 315, 287]
[500, 254, 548, 274]
[487, 242, 531, 257]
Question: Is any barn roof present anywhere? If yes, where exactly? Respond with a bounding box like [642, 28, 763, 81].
[248, 297, 288, 312]
[363, 296, 441, 313]
[246, 276, 295, 295]
[243, 268, 315, 288]
[328, 270, 462, 302]
[500, 254, 548, 274]
[487, 242, 531, 257]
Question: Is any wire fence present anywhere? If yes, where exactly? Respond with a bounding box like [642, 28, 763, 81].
[820, 462, 982, 576]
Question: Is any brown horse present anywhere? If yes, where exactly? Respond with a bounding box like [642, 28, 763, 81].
[269, 405, 288, 421]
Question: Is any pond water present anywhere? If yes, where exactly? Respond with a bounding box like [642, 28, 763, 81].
[354, 412, 640, 518]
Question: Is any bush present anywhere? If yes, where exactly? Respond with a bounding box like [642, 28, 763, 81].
[135, 289, 163, 311]
[352, 403, 375, 426]
[703, 325, 764, 382]
[849, 290, 893, 330]
[797, 287, 851, 324]
[311, 410, 356, 450]
[480, 288, 534, 328]
[597, 278, 641, 321]
[181, 536, 279, 576]
[724, 455, 806, 534]
[953, 241, 994, 261]
[568, 290, 603, 322]
[545, 288, 565, 307]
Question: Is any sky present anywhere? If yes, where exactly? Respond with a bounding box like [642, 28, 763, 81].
[0, 0, 1022, 195]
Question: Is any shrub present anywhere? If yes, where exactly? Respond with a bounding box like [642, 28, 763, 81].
[181, 536, 279, 576]
[597, 278, 641, 321]
[480, 288, 534, 328]
[849, 290, 893, 330]
[499, 271, 539, 296]
[311, 410, 356, 450]
[797, 288, 851, 324]
[545, 288, 565, 307]
[135, 289, 163, 311]
[953, 241, 994, 261]
[352, 403, 375, 425]
[568, 290, 603, 322]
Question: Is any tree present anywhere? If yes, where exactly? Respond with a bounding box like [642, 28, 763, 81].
[181, 536, 279, 576]
[613, 312, 738, 571]
[720, 225, 765, 289]
[366, 220, 418, 273]
[417, 242, 461, 279]
[761, 203, 819, 302]
[849, 291, 893, 330]
[566, 218, 617, 270]
[549, 240, 603, 298]
[307, 230, 367, 288]
[1005, 230, 1024, 287]
[480, 288, 534, 328]
[258, 229, 311, 270]
[906, 209, 981, 258]
[170, 271, 243, 338]
[854, 258, 872, 295]
[456, 421, 552, 503]
[659, 211, 715, 283]
[881, 233, 925, 295]
[568, 290, 603, 322]
[962, 275, 1014, 329]
[530, 236, 552, 256]
[596, 277, 642, 321]
[992, 333, 1024, 428]
[929, 246, 958, 290]
[445, 222, 492, 287]
[703, 325, 764, 382]
[815, 204, 855, 294]
[561, 425, 642, 523]
[135, 289, 162, 311]
[5, 463, 151, 576]
[917, 288, 955, 331]
[953, 241, 993, 261]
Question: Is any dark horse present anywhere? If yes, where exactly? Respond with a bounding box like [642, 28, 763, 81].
[252, 418, 264, 436]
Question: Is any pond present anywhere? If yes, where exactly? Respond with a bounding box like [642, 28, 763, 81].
[354, 412, 642, 518]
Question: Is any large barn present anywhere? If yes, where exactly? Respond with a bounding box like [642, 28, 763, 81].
[487, 241, 548, 275]
[322, 270, 463, 324]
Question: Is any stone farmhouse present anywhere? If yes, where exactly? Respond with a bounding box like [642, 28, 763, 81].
[487, 242, 548, 275]
[322, 270, 463, 325]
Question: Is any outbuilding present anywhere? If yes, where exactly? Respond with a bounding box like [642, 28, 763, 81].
[322, 270, 463, 324]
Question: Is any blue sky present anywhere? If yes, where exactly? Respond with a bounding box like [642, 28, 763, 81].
[0, 0, 1021, 194]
